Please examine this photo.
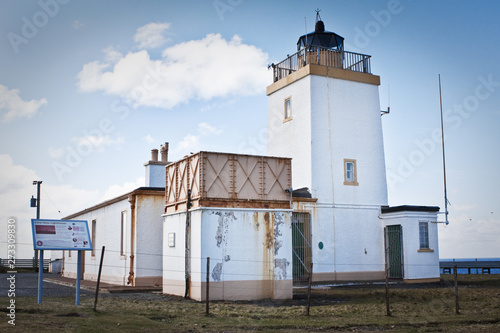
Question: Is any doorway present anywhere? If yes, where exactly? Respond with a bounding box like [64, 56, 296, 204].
[384, 225, 403, 279]
[292, 212, 312, 284]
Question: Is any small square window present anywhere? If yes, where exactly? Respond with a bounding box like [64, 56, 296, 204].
[284, 97, 292, 121]
[343, 159, 358, 186]
[419, 222, 429, 249]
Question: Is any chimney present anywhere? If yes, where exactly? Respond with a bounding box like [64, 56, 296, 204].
[144, 142, 169, 188]
[160, 142, 169, 162]
[151, 149, 159, 162]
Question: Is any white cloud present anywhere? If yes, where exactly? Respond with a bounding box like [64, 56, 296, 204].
[0, 154, 99, 258]
[134, 22, 171, 49]
[176, 134, 201, 154]
[171, 122, 223, 158]
[70, 134, 125, 152]
[199, 122, 222, 136]
[77, 33, 270, 109]
[48, 146, 65, 158]
[439, 212, 500, 259]
[143, 134, 155, 143]
[103, 46, 123, 64]
[0, 84, 47, 122]
[101, 177, 145, 201]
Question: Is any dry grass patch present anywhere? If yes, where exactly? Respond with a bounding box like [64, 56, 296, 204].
[0, 275, 499, 332]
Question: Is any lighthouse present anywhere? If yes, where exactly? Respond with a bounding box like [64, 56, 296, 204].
[267, 12, 387, 207]
[267, 12, 440, 283]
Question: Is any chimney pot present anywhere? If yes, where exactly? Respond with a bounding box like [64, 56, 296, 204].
[160, 142, 169, 162]
[151, 149, 159, 162]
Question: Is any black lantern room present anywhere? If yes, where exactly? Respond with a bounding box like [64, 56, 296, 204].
[297, 10, 344, 52]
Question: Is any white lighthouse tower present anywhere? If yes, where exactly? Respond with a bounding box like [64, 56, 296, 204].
[267, 12, 440, 283]
[267, 12, 387, 208]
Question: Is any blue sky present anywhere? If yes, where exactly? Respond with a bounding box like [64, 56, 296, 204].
[1, 0, 499, 260]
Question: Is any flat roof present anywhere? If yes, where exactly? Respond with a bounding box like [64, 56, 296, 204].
[381, 205, 440, 214]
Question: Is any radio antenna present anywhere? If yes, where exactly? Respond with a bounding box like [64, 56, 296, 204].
[439, 74, 450, 225]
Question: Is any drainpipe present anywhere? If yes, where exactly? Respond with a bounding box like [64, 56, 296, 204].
[184, 189, 192, 298]
[127, 194, 136, 285]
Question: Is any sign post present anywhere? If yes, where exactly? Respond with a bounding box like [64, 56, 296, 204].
[31, 219, 92, 305]
[38, 250, 43, 304]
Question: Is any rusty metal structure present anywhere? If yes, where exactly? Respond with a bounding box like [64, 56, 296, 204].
[165, 152, 292, 213]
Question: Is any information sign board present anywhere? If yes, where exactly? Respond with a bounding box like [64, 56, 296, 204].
[31, 219, 93, 251]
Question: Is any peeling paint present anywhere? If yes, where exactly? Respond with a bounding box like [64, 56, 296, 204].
[224, 255, 231, 262]
[211, 262, 223, 281]
[213, 211, 236, 248]
[274, 258, 289, 280]
[273, 212, 284, 255]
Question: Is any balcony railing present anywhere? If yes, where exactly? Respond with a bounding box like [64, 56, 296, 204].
[270, 47, 372, 82]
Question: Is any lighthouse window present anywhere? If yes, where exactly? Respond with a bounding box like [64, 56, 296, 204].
[419, 222, 430, 249]
[284, 97, 292, 121]
[343, 159, 358, 186]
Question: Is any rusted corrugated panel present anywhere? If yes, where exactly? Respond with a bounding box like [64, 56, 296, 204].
[201, 152, 233, 200]
[165, 152, 292, 212]
[231, 154, 262, 200]
[263, 157, 292, 199]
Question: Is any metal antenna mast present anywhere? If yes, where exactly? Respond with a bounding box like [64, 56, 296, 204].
[439, 74, 449, 225]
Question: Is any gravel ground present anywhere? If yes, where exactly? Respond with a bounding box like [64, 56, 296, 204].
[0, 272, 94, 298]
[0, 272, 178, 302]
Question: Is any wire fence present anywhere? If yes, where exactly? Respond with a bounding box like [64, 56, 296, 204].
[2, 242, 497, 321]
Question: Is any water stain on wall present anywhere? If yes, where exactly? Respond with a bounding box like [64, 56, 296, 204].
[274, 258, 290, 280]
[263, 212, 273, 250]
[211, 262, 223, 281]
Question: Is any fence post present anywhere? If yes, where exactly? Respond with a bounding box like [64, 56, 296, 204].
[454, 264, 460, 314]
[206, 257, 210, 316]
[306, 262, 313, 316]
[94, 246, 106, 311]
[385, 262, 391, 316]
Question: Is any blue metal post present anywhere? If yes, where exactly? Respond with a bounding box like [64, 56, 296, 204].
[37, 250, 44, 304]
[76, 251, 81, 305]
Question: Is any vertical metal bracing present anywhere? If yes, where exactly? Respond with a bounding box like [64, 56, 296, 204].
[384, 225, 403, 279]
[292, 212, 312, 284]
[184, 189, 192, 298]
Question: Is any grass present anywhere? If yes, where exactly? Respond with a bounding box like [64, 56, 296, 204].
[1, 275, 499, 332]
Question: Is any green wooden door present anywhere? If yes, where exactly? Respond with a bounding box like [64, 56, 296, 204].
[385, 225, 403, 279]
[292, 212, 311, 284]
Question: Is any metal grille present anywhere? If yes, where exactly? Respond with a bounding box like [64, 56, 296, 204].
[292, 212, 312, 284]
[385, 225, 403, 279]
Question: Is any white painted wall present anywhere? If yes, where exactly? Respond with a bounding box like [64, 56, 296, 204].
[269, 72, 389, 281]
[296, 203, 386, 276]
[162, 211, 187, 296]
[145, 163, 166, 187]
[267, 74, 387, 206]
[63, 193, 165, 286]
[63, 198, 130, 285]
[135, 194, 165, 283]
[267, 77, 312, 191]
[310, 76, 388, 206]
[381, 211, 440, 280]
[163, 208, 292, 300]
